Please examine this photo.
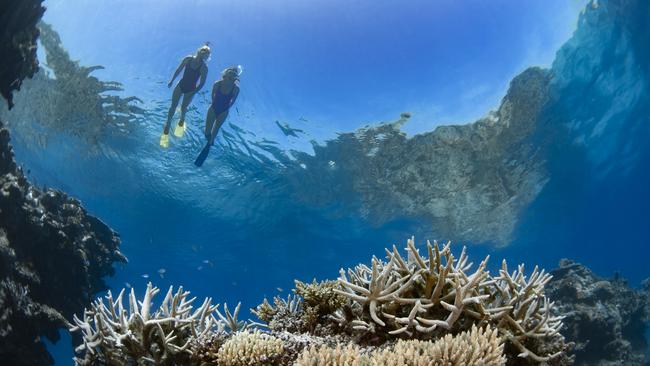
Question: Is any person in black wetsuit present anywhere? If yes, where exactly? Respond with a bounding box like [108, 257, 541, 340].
[160, 44, 210, 147]
[194, 65, 241, 166]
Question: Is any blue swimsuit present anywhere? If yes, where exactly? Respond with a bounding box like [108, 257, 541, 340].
[212, 84, 237, 115]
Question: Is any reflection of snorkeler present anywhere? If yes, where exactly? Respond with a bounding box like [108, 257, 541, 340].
[160, 44, 210, 148]
[194, 65, 241, 166]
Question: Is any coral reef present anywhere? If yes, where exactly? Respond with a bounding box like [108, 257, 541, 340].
[0, 120, 125, 365]
[74, 237, 571, 365]
[0, 0, 45, 108]
[73, 239, 650, 366]
[546, 259, 650, 366]
[0, 22, 145, 145]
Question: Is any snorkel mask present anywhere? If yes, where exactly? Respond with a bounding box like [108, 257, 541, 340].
[197, 44, 211, 62]
[223, 65, 243, 80]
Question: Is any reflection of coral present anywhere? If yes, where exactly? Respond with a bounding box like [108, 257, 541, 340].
[295, 324, 505, 366]
[0, 0, 45, 108]
[70, 282, 219, 365]
[333, 237, 567, 362]
[216, 330, 284, 366]
[0, 22, 144, 144]
[546, 259, 650, 366]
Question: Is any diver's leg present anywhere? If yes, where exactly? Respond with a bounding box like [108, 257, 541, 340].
[165, 85, 183, 134]
[209, 111, 228, 145]
[179, 92, 195, 126]
[204, 106, 217, 140]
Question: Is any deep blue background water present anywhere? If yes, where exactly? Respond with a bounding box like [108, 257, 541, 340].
[6, 0, 650, 364]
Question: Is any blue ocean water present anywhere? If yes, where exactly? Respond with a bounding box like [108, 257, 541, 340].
[5, 0, 650, 363]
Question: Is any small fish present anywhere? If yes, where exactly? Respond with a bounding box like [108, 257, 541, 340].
[277, 287, 283, 292]
[125, 282, 132, 289]
[157, 268, 166, 279]
[191, 245, 199, 253]
[197, 266, 203, 271]
[202, 259, 214, 267]
[141, 274, 149, 279]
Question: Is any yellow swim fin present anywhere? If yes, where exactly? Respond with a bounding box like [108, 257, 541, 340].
[159, 133, 170, 148]
[173, 121, 186, 137]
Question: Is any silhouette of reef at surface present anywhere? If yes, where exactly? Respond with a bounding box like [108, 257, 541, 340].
[0, 22, 145, 145]
[547, 260, 650, 366]
[0, 0, 45, 108]
[0, 3, 126, 365]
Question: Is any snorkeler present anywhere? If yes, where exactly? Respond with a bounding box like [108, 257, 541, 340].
[160, 44, 211, 148]
[194, 65, 242, 167]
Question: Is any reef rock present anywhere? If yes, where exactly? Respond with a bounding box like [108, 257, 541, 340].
[546, 259, 650, 366]
[0, 120, 125, 365]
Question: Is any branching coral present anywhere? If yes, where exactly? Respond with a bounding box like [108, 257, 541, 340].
[71, 237, 570, 365]
[69, 282, 219, 365]
[333, 237, 567, 362]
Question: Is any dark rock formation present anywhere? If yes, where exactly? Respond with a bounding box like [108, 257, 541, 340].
[0, 0, 45, 109]
[0, 2, 127, 365]
[0, 120, 126, 365]
[547, 259, 650, 366]
[0, 22, 145, 145]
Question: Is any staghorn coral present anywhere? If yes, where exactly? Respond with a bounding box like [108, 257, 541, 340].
[216, 330, 285, 366]
[295, 324, 505, 366]
[332, 237, 568, 363]
[217, 302, 249, 333]
[70, 282, 220, 366]
[72, 237, 574, 365]
[252, 294, 303, 333]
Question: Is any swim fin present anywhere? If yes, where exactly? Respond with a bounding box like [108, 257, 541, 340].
[173, 121, 186, 137]
[194, 144, 211, 167]
[159, 133, 170, 148]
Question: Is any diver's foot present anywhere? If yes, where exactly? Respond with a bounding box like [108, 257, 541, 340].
[173, 120, 186, 137]
[194, 144, 211, 167]
[159, 132, 170, 148]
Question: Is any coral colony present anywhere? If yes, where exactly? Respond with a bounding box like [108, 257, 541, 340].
[70, 237, 570, 365]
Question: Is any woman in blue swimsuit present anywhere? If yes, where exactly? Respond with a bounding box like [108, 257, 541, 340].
[160, 44, 210, 147]
[194, 65, 241, 166]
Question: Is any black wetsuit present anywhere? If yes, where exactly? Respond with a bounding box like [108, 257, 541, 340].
[179, 59, 203, 93]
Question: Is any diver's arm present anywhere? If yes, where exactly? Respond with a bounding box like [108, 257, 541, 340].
[168, 56, 190, 87]
[228, 86, 240, 107]
[196, 65, 208, 91]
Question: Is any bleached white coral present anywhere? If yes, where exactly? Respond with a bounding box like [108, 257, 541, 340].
[333, 236, 565, 362]
[216, 330, 284, 366]
[69, 282, 219, 365]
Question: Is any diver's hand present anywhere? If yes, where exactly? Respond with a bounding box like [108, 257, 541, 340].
[167, 81, 173, 88]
